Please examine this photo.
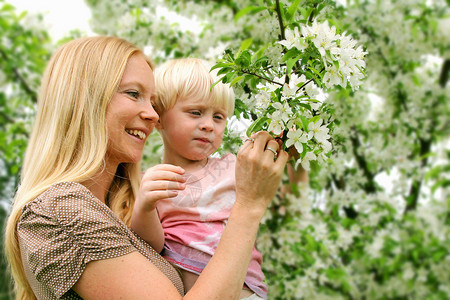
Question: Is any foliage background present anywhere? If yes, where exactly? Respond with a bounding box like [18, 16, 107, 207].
[1, 0, 449, 299]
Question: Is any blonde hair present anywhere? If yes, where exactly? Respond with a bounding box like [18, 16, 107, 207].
[154, 58, 235, 116]
[4, 36, 153, 300]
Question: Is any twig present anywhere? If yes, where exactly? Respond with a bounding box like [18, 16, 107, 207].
[275, 0, 285, 40]
[439, 59, 449, 87]
[308, 3, 317, 24]
[241, 70, 283, 86]
[296, 77, 316, 93]
[350, 127, 377, 194]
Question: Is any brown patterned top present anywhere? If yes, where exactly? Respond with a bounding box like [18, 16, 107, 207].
[17, 182, 184, 299]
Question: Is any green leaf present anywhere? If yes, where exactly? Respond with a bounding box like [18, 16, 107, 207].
[253, 56, 269, 68]
[286, 0, 302, 22]
[235, 50, 252, 68]
[251, 44, 269, 61]
[234, 6, 267, 22]
[237, 38, 252, 55]
[310, 115, 321, 124]
[281, 48, 300, 62]
[1, 3, 15, 12]
[229, 75, 244, 87]
[210, 62, 235, 71]
[246, 117, 269, 137]
[299, 115, 309, 131]
[286, 56, 301, 75]
[211, 76, 226, 89]
[299, 7, 313, 20]
[217, 67, 233, 76]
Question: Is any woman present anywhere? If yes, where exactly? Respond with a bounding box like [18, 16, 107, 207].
[5, 36, 288, 299]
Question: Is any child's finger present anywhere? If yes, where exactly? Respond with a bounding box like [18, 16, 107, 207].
[143, 170, 186, 183]
[142, 180, 186, 192]
[145, 164, 185, 175]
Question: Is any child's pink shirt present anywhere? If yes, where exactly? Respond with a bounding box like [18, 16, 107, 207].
[156, 153, 268, 298]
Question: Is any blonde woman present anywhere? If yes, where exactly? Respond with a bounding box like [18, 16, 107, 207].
[5, 36, 288, 300]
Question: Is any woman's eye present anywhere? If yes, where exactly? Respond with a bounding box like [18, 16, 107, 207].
[126, 91, 140, 99]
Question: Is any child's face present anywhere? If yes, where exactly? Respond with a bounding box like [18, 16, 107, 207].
[157, 96, 228, 164]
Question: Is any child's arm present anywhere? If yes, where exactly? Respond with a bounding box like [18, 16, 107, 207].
[131, 164, 186, 253]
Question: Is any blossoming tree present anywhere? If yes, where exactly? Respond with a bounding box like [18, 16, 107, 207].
[86, 0, 450, 298]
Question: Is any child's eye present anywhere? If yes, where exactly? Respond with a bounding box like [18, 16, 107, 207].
[126, 90, 140, 99]
[214, 114, 225, 120]
[189, 111, 201, 116]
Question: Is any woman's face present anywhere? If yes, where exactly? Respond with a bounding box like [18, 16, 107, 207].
[105, 53, 158, 166]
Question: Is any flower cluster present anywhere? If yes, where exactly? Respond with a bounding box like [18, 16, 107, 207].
[224, 18, 367, 170]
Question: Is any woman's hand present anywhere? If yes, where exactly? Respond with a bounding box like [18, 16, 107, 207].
[136, 164, 186, 212]
[235, 131, 288, 212]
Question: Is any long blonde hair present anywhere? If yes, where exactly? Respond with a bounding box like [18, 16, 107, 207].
[4, 36, 153, 299]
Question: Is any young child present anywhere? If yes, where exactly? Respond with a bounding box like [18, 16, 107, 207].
[138, 58, 308, 299]
[152, 58, 267, 299]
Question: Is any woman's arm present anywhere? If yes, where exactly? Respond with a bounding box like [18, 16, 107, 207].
[131, 164, 186, 253]
[74, 132, 287, 299]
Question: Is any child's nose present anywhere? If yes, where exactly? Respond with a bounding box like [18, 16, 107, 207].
[200, 117, 214, 131]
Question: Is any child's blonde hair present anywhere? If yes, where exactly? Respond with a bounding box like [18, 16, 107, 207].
[154, 58, 235, 116]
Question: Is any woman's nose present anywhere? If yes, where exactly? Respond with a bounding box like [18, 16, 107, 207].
[140, 102, 159, 122]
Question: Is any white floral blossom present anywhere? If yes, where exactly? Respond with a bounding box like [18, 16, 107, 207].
[299, 20, 367, 90]
[348, 71, 365, 89]
[286, 130, 309, 153]
[268, 115, 285, 135]
[323, 64, 343, 88]
[304, 81, 320, 98]
[277, 26, 306, 50]
[271, 102, 293, 123]
[254, 90, 271, 112]
[257, 78, 282, 94]
[304, 20, 340, 57]
[297, 151, 317, 171]
[308, 119, 330, 143]
[289, 73, 307, 87]
[281, 73, 306, 99]
[319, 139, 332, 152]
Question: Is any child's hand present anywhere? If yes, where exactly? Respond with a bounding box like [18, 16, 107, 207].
[136, 164, 186, 212]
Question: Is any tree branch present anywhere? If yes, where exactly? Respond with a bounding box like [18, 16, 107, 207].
[275, 0, 285, 40]
[439, 59, 449, 88]
[241, 69, 284, 86]
[405, 138, 432, 212]
[308, 3, 317, 24]
[350, 127, 377, 194]
[404, 58, 448, 212]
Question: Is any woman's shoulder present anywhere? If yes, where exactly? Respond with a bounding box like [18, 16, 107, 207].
[22, 181, 106, 223]
[37, 181, 92, 200]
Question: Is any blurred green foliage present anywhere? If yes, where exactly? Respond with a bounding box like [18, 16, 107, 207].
[0, 0, 52, 297]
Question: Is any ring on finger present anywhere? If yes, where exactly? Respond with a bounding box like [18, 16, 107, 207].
[265, 146, 278, 157]
[244, 138, 255, 143]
